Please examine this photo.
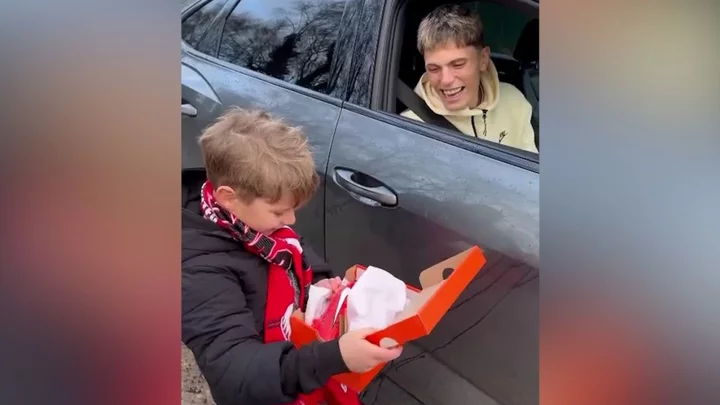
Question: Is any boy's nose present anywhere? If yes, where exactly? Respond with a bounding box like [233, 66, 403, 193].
[283, 211, 296, 226]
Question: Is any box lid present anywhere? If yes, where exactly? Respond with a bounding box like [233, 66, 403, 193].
[366, 246, 486, 347]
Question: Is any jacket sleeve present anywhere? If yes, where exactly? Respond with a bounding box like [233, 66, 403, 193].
[299, 236, 336, 283]
[182, 265, 349, 405]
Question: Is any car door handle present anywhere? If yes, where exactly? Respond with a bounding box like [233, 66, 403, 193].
[181, 103, 197, 117]
[333, 168, 397, 207]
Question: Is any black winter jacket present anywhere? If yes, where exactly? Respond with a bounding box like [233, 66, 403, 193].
[181, 179, 348, 405]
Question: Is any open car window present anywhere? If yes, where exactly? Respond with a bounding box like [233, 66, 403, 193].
[389, 0, 539, 153]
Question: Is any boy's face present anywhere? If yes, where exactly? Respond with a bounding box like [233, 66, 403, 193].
[424, 43, 490, 111]
[215, 186, 297, 235]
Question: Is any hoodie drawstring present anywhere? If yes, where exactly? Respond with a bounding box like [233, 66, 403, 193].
[472, 110, 489, 138]
[481, 109, 488, 137]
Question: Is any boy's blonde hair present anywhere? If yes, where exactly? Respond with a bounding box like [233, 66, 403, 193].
[198, 107, 318, 207]
[417, 4, 485, 55]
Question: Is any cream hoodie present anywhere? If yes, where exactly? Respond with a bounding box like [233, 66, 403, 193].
[401, 59, 538, 154]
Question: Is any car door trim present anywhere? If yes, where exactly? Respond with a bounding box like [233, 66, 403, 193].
[342, 102, 539, 173]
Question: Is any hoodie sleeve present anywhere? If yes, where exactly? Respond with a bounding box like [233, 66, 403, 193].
[519, 100, 539, 154]
[182, 265, 349, 405]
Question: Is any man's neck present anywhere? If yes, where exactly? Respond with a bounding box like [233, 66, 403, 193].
[470, 83, 485, 109]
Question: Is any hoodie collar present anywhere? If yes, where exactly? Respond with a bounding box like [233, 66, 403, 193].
[414, 58, 501, 117]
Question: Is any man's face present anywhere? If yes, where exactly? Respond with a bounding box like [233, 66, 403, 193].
[424, 43, 490, 111]
[216, 186, 297, 235]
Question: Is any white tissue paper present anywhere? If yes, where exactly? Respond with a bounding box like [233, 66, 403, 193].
[304, 284, 330, 325]
[333, 286, 352, 322]
[346, 266, 407, 331]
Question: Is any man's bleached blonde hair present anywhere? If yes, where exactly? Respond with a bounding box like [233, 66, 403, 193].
[417, 4, 485, 55]
[198, 107, 318, 207]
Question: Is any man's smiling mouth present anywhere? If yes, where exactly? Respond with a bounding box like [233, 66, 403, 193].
[441, 87, 464, 97]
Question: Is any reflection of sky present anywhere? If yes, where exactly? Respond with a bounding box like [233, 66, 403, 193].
[231, 0, 308, 20]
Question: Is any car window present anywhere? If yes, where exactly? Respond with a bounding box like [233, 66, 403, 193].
[393, 1, 539, 155]
[216, 0, 347, 95]
[182, 0, 229, 49]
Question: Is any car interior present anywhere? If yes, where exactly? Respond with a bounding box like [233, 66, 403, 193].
[388, 0, 539, 150]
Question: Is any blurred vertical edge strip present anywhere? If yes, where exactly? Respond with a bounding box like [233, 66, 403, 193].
[0, 1, 181, 405]
[541, 1, 720, 405]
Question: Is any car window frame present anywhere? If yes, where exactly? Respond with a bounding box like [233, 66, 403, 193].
[182, 0, 209, 15]
[343, 102, 538, 173]
[365, 0, 539, 172]
[181, 0, 233, 48]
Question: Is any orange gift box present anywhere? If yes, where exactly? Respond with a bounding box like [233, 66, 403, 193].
[289, 246, 487, 393]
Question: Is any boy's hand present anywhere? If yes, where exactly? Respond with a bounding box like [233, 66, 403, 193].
[338, 328, 403, 373]
[315, 276, 342, 293]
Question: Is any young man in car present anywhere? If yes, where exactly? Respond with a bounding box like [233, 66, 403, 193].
[181, 108, 403, 405]
[401, 4, 538, 153]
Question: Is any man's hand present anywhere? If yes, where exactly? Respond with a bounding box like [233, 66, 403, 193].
[315, 276, 342, 293]
[338, 328, 403, 373]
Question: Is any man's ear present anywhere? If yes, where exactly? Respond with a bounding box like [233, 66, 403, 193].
[214, 185, 237, 210]
[479, 46, 491, 71]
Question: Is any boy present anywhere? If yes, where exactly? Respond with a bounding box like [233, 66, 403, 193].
[401, 4, 538, 153]
[181, 108, 403, 405]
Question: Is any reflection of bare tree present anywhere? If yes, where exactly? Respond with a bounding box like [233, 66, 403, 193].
[344, 0, 383, 105]
[217, 0, 345, 94]
[182, 0, 383, 104]
[182, 0, 228, 50]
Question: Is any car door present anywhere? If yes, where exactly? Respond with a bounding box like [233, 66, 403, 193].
[181, 0, 354, 256]
[326, 111, 538, 405]
[182, 63, 224, 169]
[323, 1, 539, 404]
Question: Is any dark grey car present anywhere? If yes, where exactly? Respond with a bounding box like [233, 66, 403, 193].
[181, 0, 538, 404]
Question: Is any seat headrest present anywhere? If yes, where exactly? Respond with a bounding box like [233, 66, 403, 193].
[513, 18, 538, 64]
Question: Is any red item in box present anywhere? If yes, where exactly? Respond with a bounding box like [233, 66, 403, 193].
[311, 284, 348, 340]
